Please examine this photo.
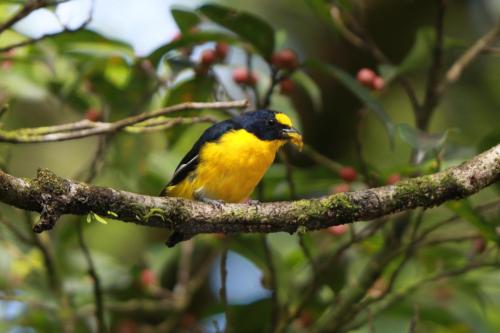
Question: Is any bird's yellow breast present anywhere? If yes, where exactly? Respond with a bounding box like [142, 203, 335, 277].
[166, 129, 285, 203]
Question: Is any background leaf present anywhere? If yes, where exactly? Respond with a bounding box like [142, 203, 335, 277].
[198, 4, 275, 57]
[307, 60, 395, 146]
[171, 7, 202, 32]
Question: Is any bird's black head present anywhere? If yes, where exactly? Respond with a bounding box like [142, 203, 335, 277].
[234, 110, 303, 149]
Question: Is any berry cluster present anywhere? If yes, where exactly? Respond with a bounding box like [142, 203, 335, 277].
[356, 68, 385, 91]
[196, 42, 230, 75]
[231, 48, 299, 92]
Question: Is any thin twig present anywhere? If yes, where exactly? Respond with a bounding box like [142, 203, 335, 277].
[74, 112, 111, 333]
[302, 144, 344, 173]
[0, 212, 32, 244]
[408, 304, 419, 333]
[175, 240, 194, 304]
[0, 0, 93, 53]
[23, 211, 60, 292]
[420, 0, 447, 130]
[262, 235, 280, 333]
[219, 248, 229, 332]
[0, 0, 68, 34]
[279, 151, 297, 199]
[0, 100, 247, 143]
[346, 261, 500, 331]
[439, 22, 500, 93]
[77, 221, 106, 333]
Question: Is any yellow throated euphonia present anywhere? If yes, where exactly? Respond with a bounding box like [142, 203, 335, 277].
[160, 109, 303, 204]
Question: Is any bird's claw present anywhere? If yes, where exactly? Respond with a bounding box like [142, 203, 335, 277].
[202, 197, 225, 209]
[194, 191, 225, 209]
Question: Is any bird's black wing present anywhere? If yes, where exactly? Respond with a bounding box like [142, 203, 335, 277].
[160, 119, 240, 195]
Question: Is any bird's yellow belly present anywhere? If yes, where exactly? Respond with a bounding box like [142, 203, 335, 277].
[166, 130, 284, 203]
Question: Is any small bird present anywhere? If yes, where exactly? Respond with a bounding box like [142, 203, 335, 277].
[160, 109, 303, 205]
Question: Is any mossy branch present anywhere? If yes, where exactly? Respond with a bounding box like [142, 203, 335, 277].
[0, 144, 498, 240]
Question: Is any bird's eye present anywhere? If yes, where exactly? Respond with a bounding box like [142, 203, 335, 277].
[267, 119, 276, 126]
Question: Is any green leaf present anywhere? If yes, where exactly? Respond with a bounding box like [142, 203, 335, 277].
[305, 0, 337, 30]
[47, 30, 135, 63]
[228, 235, 268, 271]
[171, 7, 201, 32]
[165, 75, 216, 106]
[198, 4, 275, 57]
[307, 60, 395, 146]
[91, 212, 108, 225]
[107, 211, 118, 218]
[397, 123, 457, 152]
[292, 71, 322, 112]
[478, 129, 500, 153]
[446, 200, 500, 243]
[396, 27, 435, 75]
[64, 42, 135, 64]
[317, 253, 348, 294]
[477, 129, 500, 193]
[396, 27, 464, 76]
[228, 299, 272, 333]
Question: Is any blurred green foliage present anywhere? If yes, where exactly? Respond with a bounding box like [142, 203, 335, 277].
[0, 1, 499, 333]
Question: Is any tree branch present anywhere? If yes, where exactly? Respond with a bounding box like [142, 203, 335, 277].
[0, 144, 497, 238]
[0, 0, 68, 34]
[439, 21, 500, 93]
[0, 101, 247, 143]
[0, 0, 92, 53]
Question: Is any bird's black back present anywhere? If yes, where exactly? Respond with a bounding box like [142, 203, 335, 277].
[160, 119, 241, 195]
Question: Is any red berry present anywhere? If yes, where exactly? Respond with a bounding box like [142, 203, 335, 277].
[215, 42, 229, 59]
[172, 32, 182, 42]
[339, 167, 357, 182]
[140, 59, 154, 72]
[473, 237, 486, 254]
[180, 313, 196, 329]
[326, 225, 348, 236]
[271, 49, 299, 70]
[356, 68, 376, 87]
[85, 108, 101, 122]
[386, 173, 401, 185]
[232, 67, 257, 86]
[372, 76, 385, 91]
[298, 311, 314, 328]
[116, 320, 139, 333]
[331, 183, 350, 193]
[214, 233, 226, 240]
[200, 49, 217, 66]
[279, 78, 295, 94]
[140, 269, 157, 287]
[0, 60, 13, 70]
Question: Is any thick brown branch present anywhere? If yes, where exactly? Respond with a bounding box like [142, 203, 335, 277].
[0, 145, 498, 237]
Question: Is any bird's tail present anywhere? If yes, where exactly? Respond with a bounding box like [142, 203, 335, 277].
[159, 185, 172, 197]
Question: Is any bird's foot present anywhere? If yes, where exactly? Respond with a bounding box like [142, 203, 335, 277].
[194, 192, 225, 209]
[246, 199, 260, 205]
[203, 198, 225, 209]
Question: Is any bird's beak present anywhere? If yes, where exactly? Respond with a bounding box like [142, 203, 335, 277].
[282, 127, 303, 151]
